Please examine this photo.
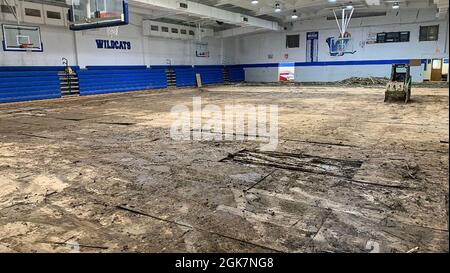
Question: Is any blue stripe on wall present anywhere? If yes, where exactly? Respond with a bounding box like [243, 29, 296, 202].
[85, 65, 148, 70]
[241, 63, 280, 68]
[234, 59, 430, 68]
[279, 63, 295, 67]
[294, 59, 425, 67]
[195, 65, 224, 68]
[149, 65, 196, 70]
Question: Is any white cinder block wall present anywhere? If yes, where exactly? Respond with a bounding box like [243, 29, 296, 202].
[245, 67, 280, 82]
[223, 9, 449, 82]
[0, 24, 77, 66]
[0, 12, 223, 67]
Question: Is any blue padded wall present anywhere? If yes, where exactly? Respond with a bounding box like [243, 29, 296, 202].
[194, 65, 224, 85]
[0, 69, 61, 103]
[150, 65, 170, 70]
[226, 65, 245, 82]
[0, 64, 244, 104]
[78, 67, 167, 96]
[85, 65, 147, 70]
[174, 66, 196, 87]
[149, 68, 168, 89]
[0, 66, 80, 72]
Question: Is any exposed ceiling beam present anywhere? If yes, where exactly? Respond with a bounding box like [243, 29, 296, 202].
[217, 26, 268, 38]
[129, 0, 280, 31]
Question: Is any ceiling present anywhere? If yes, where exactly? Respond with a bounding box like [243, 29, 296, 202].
[191, 0, 442, 22]
[131, 0, 444, 31]
[21, 0, 448, 31]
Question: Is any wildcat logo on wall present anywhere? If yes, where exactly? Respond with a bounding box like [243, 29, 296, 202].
[326, 32, 356, 57]
[95, 39, 131, 50]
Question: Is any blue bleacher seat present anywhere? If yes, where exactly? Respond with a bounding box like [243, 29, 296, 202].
[226, 65, 245, 82]
[78, 67, 167, 96]
[173, 66, 196, 87]
[194, 65, 224, 85]
[0, 64, 243, 103]
[0, 68, 61, 103]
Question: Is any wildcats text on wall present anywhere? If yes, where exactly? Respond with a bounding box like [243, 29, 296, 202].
[96, 39, 132, 50]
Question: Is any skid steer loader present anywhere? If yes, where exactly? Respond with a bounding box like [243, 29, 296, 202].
[385, 64, 412, 103]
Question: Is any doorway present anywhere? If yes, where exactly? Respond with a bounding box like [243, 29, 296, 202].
[431, 59, 443, 81]
[279, 63, 295, 82]
[306, 32, 319, 62]
[423, 58, 448, 81]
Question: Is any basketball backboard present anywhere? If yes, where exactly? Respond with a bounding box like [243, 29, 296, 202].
[326, 37, 356, 56]
[67, 0, 129, 31]
[1, 24, 42, 52]
[195, 42, 210, 58]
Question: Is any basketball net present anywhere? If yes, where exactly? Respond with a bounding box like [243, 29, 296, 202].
[106, 26, 119, 38]
[19, 43, 34, 55]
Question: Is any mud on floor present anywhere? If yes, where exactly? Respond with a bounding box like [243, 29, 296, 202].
[0, 85, 448, 253]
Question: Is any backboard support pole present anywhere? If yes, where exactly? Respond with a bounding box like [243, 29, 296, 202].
[4, 0, 20, 25]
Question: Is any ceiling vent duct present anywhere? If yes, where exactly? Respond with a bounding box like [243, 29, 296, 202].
[178, 2, 188, 9]
[326, 11, 387, 20]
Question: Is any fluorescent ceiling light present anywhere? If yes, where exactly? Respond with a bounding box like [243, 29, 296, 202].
[275, 3, 281, 12]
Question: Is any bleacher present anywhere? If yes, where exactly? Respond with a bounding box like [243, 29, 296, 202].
[0, 66, 65, 103]
[148, 68, 168, 89]
[194, 65, 224, 85]
[226, 65, 245, 82]
[78, 66, 167, 96]
[0, 65, 245, 103]
[173, 66, 196, 87]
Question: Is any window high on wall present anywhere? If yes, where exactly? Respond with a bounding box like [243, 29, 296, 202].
[286, 35, 300, 48]
[376, 31, 410, 43]
[0, 4, 15, 14]
[419, 25, 439, 41]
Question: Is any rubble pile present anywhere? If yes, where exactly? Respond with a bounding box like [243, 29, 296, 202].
[338, 77, 390, 86]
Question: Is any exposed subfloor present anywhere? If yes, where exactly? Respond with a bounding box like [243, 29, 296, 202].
[0, 85, 448, 253]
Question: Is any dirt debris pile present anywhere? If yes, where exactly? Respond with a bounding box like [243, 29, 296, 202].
[234, 79, 449, 88]
[338, 77, 390, 86]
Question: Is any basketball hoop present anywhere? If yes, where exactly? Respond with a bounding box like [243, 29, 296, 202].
[98, 11, 122, 18]
[19, 43, 33, 48]
[19, 43, 34, 55]
[106, 26, 119, 37]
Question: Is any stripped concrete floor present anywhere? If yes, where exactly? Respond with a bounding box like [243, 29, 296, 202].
[0, 85, 448, 253]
